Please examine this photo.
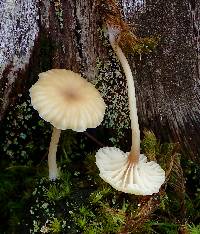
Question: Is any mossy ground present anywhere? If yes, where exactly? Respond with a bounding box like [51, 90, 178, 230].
[0, 93, 200, 234]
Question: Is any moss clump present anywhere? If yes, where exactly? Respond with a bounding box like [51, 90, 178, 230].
[28, 175, 71, 233]
[187, 224, 200, 234]
[46, 172, 71, 201]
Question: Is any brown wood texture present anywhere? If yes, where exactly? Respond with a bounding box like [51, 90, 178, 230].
[0, 0, 200, 161]
[130, 0, 200, 161]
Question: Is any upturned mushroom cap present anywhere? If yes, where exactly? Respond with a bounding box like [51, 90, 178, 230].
[30, 69, 106, 131]
[96, 147, 165, 195]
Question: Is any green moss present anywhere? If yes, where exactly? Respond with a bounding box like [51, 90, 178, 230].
[0, 128, 200, 233]
[0, 81, 199, 234]
[188, 224, 200, 234]
[120, 34, 160, 56]
[142, 221, 179, 234]
[141, 130, 158, 161]
[46, 172, 71, 201]
[71, 196, 126, 234]
[49, 218, 63, 233]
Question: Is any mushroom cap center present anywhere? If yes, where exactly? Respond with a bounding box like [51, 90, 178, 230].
[65, 89, 79, 100]
[58, 88, 81, 102]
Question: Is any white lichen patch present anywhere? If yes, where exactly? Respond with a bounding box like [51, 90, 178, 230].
[0, 0, 39, 119]
[94, 50, 130, 142]
[0, 0, 39, 68]
[2, 98, 51, 164]
[122, 0, 146, 18]
[40, 0, 51, 29]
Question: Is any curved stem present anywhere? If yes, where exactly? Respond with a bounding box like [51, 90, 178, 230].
[109, 34, 140, 163]
[48, 127, 61, 180]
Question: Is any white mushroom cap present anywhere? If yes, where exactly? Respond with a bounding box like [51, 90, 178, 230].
[30, 69, 106, 131]
[96, 147, 165, 195]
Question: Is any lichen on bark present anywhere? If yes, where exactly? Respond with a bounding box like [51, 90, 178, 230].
[0, 0, 39, 121]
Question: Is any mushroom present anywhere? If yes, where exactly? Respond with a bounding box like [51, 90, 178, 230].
[30, 69, 106, 180]
[95, 26, 165, 195]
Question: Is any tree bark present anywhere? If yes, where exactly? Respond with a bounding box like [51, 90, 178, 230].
[131, 0, 200, 161]
[0, 0, 200, 161]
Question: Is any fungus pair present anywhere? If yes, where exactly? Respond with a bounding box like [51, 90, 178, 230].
[30, 69, 106, 180]
[29, 36, 165, 195]
[30, 65, 164, 194]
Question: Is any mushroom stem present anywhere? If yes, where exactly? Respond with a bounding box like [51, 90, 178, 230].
[48, 127, 61, 180]
[108, 29, 140, 163]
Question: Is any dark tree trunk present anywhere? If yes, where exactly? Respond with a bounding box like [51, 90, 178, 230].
[0, 0, 200, 161]
[131, 0, 200, 161]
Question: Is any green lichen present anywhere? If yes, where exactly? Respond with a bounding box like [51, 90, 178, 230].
[0, 98, 51, 165]
[94, 55, 130, 146]
[52, 0, 64, 29]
